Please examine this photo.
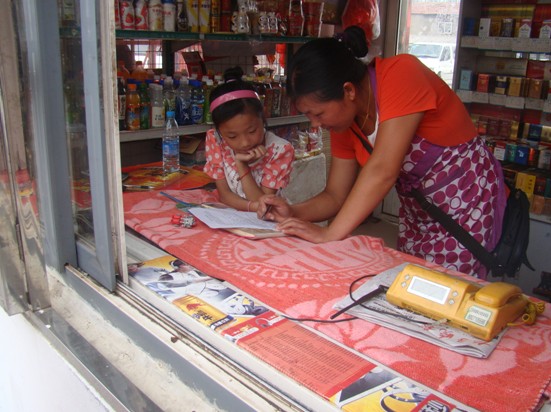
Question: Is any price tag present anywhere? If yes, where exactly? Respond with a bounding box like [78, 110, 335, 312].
[460, 36, 477, 48]
[511, 38, 531, 51]
[525, 98, 544, 111]
[456, 89, 472, 103]
[489, 94, 507, 106]
[532, 38, 551, 53]
[543, 100, 551, 114]
[494, 37, 512, 51]
[505, 96, 525, 109]
[472, 92, 489, 104]
[478, 37, 495, 50]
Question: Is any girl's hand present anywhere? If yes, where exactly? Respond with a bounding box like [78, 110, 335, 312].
[235, 145, 267, 163]
[257, 194, 292, 221]
[276, 218, 332, 243]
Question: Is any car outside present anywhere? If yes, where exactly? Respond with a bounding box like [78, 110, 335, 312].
[408, 42, 456, 87]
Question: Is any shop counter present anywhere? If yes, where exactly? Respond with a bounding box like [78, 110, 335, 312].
[123, 187, 551, 412]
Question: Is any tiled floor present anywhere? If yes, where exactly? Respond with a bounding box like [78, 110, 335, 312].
[352, 215, 399, 249]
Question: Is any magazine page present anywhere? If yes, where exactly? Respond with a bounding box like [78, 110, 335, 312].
[334, 264, 503, 358]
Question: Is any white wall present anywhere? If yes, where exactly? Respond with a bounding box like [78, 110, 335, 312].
[0, 308, 111, 412]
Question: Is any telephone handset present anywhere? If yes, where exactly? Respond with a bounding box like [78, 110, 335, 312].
[386, 264, 528, 341]
[474, 282, 523, 308]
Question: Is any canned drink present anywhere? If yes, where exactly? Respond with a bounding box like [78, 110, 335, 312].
[148, 0, 164, 31]
[198, 0, 211, 33]
[134, 0, 149, 30]
[210, 0, 220, 32]
[187, 0, 199, 32]
[163, 0, 177, 31]
[120, 0, 135, 30]
[115, 0, 121, 29]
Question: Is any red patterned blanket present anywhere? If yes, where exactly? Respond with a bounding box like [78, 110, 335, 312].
[124, 189, 551, 412]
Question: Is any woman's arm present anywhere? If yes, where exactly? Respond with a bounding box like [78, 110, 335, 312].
[277, 112, 423, 242]
[291, 157, 360, 221]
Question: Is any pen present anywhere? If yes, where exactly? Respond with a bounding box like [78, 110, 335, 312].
[160, 191, 198, 208]
[260, 204, 273, 220]
[260, 188, 281, 220]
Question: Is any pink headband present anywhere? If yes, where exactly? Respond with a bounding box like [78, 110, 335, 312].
[209, 90, 260, 112]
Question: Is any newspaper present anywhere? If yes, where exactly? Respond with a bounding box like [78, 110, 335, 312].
[334, 263, 503, 358]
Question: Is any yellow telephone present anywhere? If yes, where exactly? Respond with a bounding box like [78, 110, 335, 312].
[386, 264, 527, 341]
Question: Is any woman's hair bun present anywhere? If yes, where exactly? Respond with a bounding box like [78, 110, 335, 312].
[223, 66, 245, 82]
[341, 26, 369, 58]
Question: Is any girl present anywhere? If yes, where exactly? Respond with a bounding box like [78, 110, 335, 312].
[203, 67, 294, 212]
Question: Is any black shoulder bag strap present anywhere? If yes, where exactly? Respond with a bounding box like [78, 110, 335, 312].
[351, 126, 496, 271]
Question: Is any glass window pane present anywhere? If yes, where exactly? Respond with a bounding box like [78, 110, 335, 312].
[397, 0, 460, 87]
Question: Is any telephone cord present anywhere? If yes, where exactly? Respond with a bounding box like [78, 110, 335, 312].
[508, 299, 545, 327]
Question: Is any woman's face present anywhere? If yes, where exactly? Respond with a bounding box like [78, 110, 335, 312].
[295, 93, 356, 133]
[217, 112, 265, 154]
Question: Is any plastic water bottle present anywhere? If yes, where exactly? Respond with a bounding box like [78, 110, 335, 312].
[162, 111, 180, 175]
[190, 79, 204, 124]
[150, 83, 165, 128]
[163, 76, 176, 113]
[175, 76, 192, 125]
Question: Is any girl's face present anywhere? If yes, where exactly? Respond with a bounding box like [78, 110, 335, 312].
[217, 112, 265, 154]
[294, 91, 357, 133]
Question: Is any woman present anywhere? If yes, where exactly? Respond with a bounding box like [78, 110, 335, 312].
[258, 26, 507, 278]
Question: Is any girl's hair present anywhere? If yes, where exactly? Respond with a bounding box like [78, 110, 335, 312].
[287, 25, 369, 102]
[210, 66, 264, 126]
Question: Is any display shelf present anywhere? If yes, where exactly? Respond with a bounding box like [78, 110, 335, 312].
[460, 35, 551, 53]
[115, 29, 314, 43]
[119, 115, 309, 143]
[456, 90, 550, 111]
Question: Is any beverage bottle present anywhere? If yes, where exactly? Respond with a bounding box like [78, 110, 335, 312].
[134, 0, 149, 30]
[198, 0, 211, 33]
[288, 0, 304, 36]
[176, 0, 189, 31]
[270, 74, 282, 117]
[203, 78, 214, 124]
[162, 0, 177, 32]
[175, 76, 192, 125]
[119, 0, 135, 30]
[163, 76, 176, 113]
[148, 0, 164, 31]
[117, 76, 127, 130]
[117, 60, 131, 82]
[162, 111, 180, 175]
[209, 0, 220, 33]
[125, 83, 141, 130]
[189, 79, 205, 124]
[115, 0, 121, 29]
[131, 60, 148, 83]
[279, 75, 290, 116]
[138, 82, 151, 129]
[150, 83, 166, 128]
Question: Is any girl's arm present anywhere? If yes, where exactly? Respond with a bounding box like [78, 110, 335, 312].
[215, 178, 258, 211]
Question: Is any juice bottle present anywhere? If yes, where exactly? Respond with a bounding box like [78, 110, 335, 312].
[138, 82, 151, 129]
[125, 83, 141, 130]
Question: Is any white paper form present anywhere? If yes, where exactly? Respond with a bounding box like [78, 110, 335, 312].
[189, 207, 279, 230]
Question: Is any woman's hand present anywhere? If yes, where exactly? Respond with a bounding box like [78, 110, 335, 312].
[235, 144, 267, 163]
[276, 218, 332, 243]
[257, 194, 292, 222]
